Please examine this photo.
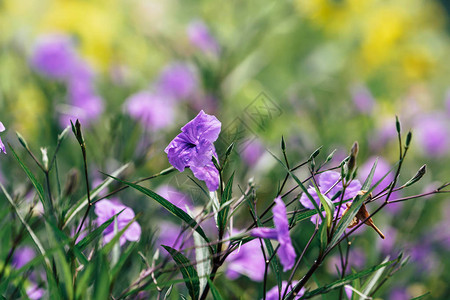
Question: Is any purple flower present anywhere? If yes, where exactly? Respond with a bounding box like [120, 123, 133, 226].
[125, 91, 175, 130]
[240, 139, 265, 167]
[187, 20, 220, 56]
[94, 199, 141, 246]
[156, 185, 192, 213]
[12, 246, 36, 269]
[389, 287, 410, 300]
[26, 283, 44, 300]
[265, 281, 304, 300]
[415, 113, 450, 157]
[165, 110, 221, 191]
[30, 34, 78, 80]
[299, 171, 362, 224]
[359, 157, 402, 213]
[157, 221, 193, 252]
[155, 62, 198, 101]
[350, 84, 375, 114]
[252, 197, 296, 271]
[0, 121, 6, 154]
[226, 232, 266, 281]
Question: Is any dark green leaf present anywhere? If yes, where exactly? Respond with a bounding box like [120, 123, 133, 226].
[163, 245, 200, 300]
[218, 172, 234, 232]
[208, 278, 224, 300]
[104, 173, 210, 243]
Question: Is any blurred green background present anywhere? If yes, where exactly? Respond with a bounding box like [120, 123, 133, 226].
[1, 0, 449, 299]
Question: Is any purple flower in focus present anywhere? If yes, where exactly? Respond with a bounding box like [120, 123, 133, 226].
[30, 34, 78, 80]
[226, 232, 266, 281]
[265, 281, 304, 300]
[125, 91, 175, 130]
[156, 62, 198, 101]
[0, 121, 6, 154]
[94, 199, 141, 246]
[350, 84, 375, 114]
[187, 20, 220, 56]
[359, 157, 402, 213]
[165, 110, 221, 191]
[252, 197, 296, 271]
[12, 246, 36, 269]
[299, 171, 362, 224]
[415, 113, 450, 157]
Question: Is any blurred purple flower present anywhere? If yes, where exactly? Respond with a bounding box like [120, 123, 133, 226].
[187, 20, 220, 56]
[350, 84, 375, 114]
[409, 241, 437, 272]
[126, 91, 175, 130]
[252, 197, 296, 271]
[240, 139, 265, 167]
[30, 34, 78, 80]
[156, 185, 192, 212]
[226, 234, 266, 281]
[415, 113, 450, 157]
[370, 122, 397, 152]
[359, 157, 402, 213]
[157, 221, 192, 251]
[377, 227, 398, 256]
[0, 121, 6, 154]
[27, 283, 44, 300]
[299, 171, 362, 224]
[94, 199, 141, 246]
[12, 246, 36, 269]
[165, 110, 221, 191]
[156, 62, 198, 101]
[265, 281, 304, 300]
[389, 287, 410, 300]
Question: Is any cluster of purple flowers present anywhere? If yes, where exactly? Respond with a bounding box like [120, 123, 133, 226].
[165, 110, 221, 191]
[31, 34, 103, 127]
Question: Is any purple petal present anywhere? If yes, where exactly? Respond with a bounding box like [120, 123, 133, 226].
[226, 237, 266, 281]
[187, 20, 220, 56]
[0, 122, 5, 132]
[0, 138, 5, 154]
[190, 161, 219, 191]
[180, 110, 221, 143]
[273, 197, 296, 271]
[251, 228, 279, 240]
[265, 281, 304, 300]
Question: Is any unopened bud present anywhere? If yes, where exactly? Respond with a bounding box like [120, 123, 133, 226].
[40, 147, 48, 170]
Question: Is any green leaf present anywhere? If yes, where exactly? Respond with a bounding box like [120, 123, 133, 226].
[296, 260, 395, 298]
[218, 172, 234, 232]
[110, 243, 137, 283]
[93, 253, 110, 300]
[162, 245, 200, 300]
[9, 145, 46, 209]
[105, 173, 210, 243]
[76, 217, 115, 250]
[208, 278, 224, 300]
[361, 256, 390, 297]
[312, 181, 335, 229]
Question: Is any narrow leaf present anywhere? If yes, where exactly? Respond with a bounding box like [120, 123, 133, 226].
[163, 245, 200, 300]
[208, 278, 224, 300]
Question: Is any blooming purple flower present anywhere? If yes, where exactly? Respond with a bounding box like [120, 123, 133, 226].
[350, 84, 375, 114]
[30, 34, 78, 80]
[226, 231, 266, 281]
[0, 121, 6, 154]
[359, 157, 401, 213]
[187, 20, 220, 56]
[94, 199, 141, 246]
[264, 281, 304, 300]
[252, 197, 296, 271]
[414, 113, 450, 158]
[165, 110, 221, 191]
[155, 62, 198, 101]
[125, 91, 175, 130]
[299, 171, 362, 224]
